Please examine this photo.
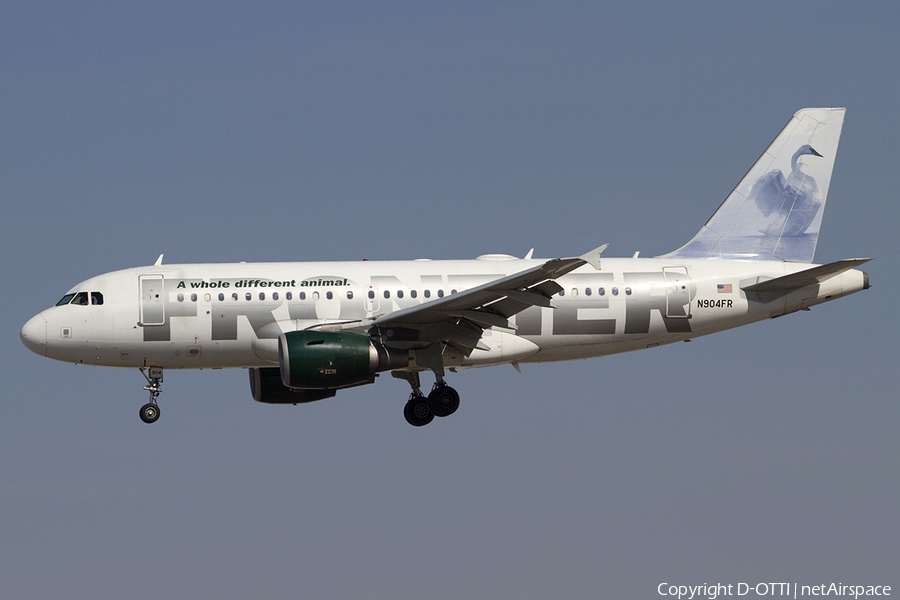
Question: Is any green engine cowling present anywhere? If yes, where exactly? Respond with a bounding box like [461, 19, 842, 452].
[278, 330, 409, 390]
[249, 367, 337, 404]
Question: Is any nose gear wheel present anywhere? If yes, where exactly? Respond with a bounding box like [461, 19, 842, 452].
[139, 367, 163, 424]
[140, 403, 160, 423]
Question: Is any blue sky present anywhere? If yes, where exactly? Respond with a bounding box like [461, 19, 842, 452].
[3, 2, 898, 598]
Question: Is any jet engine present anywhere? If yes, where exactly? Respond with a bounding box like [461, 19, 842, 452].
[278, 330, 409, 390]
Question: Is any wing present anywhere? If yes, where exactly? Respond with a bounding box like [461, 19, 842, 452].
[369, 254, 594, 355]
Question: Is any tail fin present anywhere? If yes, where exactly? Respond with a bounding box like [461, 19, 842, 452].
[661, 107, 846, 262]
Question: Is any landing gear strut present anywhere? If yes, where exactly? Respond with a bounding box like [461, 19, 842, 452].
[139, 367, 163, 424]
[396, 371, 432, 427]
[395, 370, 460, 427]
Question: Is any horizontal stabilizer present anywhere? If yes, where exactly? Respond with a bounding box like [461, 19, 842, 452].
[741, 258, 871, 293]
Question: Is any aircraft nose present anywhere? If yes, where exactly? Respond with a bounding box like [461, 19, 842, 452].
[21, 313, 48, 356]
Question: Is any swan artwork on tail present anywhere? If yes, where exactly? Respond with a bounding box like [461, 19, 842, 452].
[663, 108, 844, 262]
[748, 144, 824, 237]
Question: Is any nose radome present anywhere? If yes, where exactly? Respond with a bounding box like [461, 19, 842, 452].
[21, 314, 48, 356]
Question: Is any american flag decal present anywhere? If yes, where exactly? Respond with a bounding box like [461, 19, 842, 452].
[717, 284, 732, 293]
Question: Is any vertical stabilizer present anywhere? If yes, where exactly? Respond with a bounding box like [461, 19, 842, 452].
[661, 108, 845, 262]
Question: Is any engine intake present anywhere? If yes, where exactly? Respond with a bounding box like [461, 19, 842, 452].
[278, 330, 408, 390]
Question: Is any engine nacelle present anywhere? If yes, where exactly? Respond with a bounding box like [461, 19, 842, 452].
[249, 367, 336, 404]
[278, 330, 409, 390]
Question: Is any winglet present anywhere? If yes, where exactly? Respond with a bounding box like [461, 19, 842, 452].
[154, 254, 164, 266]
[524, 248, 534, 260]
[579, 244, 609, 270]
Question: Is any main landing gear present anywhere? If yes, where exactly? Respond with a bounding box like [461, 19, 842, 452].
[139, 367, 163, 424]
[398, 371, 460, 427]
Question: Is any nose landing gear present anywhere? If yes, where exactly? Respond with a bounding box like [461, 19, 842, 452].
[139, 367, 163, 424]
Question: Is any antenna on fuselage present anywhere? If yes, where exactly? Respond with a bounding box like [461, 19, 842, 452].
[154, 254, 164, 266]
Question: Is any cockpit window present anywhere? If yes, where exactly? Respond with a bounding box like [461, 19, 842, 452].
[56, 293, 76, 306]
[71, 292, 89, 306]
[56, 291, 104, 306]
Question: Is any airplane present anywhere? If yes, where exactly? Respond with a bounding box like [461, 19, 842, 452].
[20, 107, 871, 427]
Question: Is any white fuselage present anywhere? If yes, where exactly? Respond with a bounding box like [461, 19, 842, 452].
[20, 256, 868, 372]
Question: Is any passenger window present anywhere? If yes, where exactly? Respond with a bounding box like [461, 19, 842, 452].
[218, 293, 225, 301]
[286, 292, 292, 300]
[191, 293, 198, 302]
[585, 288, 592, 296]
[204, 293, 210, 302]
[424, 290, 431, 298]
[571, 288, 578, 297]
[625, 287, 632, 296]
[91, 292, 104, 305]
[232, 293, 238, 301]
[56, 293, 76, 306]
[384, 290, 390, 299]
[598, 288, 605, 296]
[177, 293, 184, 302]
[273, 292, 279, 301]
[72, 292, 89, 306]
[299, 292, 306, 300]
[397, 290, 404, 299]
[346, 291, 353, 299]
[313, 291, 319, 300]
[612, 287, 619, 296]
[259, 293, 265, 300]
[410, 290, 417, 298]
[437, 290, 444, 298]
[559, 290, 565, 297]
[368, 290, 375, 299]
[245, 293, 252, 301]
[326, 291, 333, 300]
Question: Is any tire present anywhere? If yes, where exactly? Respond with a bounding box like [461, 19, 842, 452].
[427, 385, 460, 418]
[403, 396, 434, 427]
[140, 403, 160, 424]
